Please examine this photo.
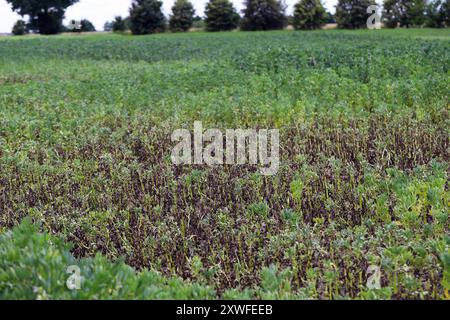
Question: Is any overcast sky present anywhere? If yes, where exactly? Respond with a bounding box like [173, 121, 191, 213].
[0, 0, 342, 33]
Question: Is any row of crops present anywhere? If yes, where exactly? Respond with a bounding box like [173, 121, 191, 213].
[0, 29, 449, 299]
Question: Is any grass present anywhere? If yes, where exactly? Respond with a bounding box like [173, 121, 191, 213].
[0, 29, 449, 300]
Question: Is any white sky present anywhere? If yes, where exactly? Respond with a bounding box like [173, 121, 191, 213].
[0, 0, 341, 33]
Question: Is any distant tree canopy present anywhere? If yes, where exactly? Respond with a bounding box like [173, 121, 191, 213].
[104, 21, 114, 32]
[241, 0, 287, 31]
[383, 0, 426, 28]
[443, 0, 450, 24]
[192, 15, 205, 29]
[326, 11, 336, 24]
[425, 0, 443, 27]
[383, 0, 399, 28]
[293, 0, 327, 30]
[12, 19, 28, 35]
[169, 0, 195, 32]
[335, 0, 377, 29]
[67, 19, 96, 32]
[204, 0, 240, 31]
[424, 0, 449, 27]
[6, 0, 79, 34]
[129, 0, 166, 35]
[112, 16, 127, 33]
[80, 19, 96, 32]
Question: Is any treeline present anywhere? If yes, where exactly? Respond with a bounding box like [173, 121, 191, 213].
[8, 0, 450, 36]
[383, 0, 450, 28]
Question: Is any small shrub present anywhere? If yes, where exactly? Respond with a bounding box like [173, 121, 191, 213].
[12, 19, 29, 35]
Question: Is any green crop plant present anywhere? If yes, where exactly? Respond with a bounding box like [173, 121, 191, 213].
[0, 29, 448, 300]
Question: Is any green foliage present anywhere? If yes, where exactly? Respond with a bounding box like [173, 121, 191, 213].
[293, 0, 327, 30]
[383, 0, 399, 28]
[12, 19, 28, 35]
[401, 0, 427, 27]
[67, 19, 96, 33]
[241, 0, 287, 31]
[425, 0, 449, 27]
[383, 0, 427, 28]
[259, 265, 297, 299]
[204, 0, 240, 31]
[169, 0, 195, 32]
[6, 0, 79, 34]
[29, 10, 65, 34]
[112, 16, 127, 33]
[129, 0, 166, 35]
[79, 19, 96, 32]
[103, 21, 114, 32]
[326, 11, 336, 24]
[0, 219, 216, 299]
[192, 16, 205, 29]
[443, 0, 450, 25]
[336, 0, 377, 29]
[0, 29, 448, 300]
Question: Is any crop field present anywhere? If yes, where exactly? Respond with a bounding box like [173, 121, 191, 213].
[0, 29, 449, 300]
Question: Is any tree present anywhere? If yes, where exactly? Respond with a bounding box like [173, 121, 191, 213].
[443, 0, 450, 26]
[104, 21, 114, 32]
[68, 19, 96, 32]
[112, 16, 127, 33]
[204, 0, 240, 31]
[426, 0, 443, 27]
[80, 19, 96, 32]
[402, 0, 426, 27]
[129, 0, 166, 35]
[382, 0, 426, 28]
[6, 0, 79, 34]
[383, 0, 398, 28]
[241, 0, 287, 31]
[169, 0, 195, 32]
[326, 11, 336, 24]
[335, 0, 377, 29]
[12, 19, 28, 35]
[293, 0, 327, 30]
[192, 15, 205, 29]
[425, 0, 450, 27]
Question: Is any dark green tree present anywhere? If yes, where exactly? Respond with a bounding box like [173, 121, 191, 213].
[12, 19, 28, 35]
[425, 0, 450, 27]
[443, 0, 450, 26]
[335, 0, 377, 29]
[326, 11, 336, 24]
[241, 0, 287, 31]
[192, 15, 205, 29]
[293, 0, 327, 30]
[426, 0, 443, 27]
[169, 0, 195, 32]
[383, 0, 398, 28]
[6, 0, 79, 34]
[382, 0, 426, 28]
[204, 0, 240, 31]
[129, 0, 166, 35]
[80, 19, 96, 32]
[112, 16, 127, 32]
[402, 0, 426, 27]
